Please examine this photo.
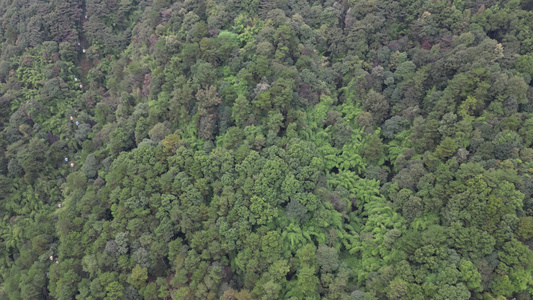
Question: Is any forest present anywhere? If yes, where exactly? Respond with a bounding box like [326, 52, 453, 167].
[0, 0, 532, 299]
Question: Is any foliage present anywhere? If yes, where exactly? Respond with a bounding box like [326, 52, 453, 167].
[0, 0, 532, 299]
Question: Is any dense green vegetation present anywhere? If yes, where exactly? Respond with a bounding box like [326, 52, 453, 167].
[0, 0, 533, 299]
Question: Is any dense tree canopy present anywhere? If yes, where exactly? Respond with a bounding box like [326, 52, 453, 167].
[0, 0, 532, 299]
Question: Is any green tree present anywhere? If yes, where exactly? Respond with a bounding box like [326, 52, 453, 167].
[129, 264, 148, 289]
[82, 154, 99, 179]
[516, 216, 533, 241]
[316, 245, 339, 273]
[435, 137, 458, 160]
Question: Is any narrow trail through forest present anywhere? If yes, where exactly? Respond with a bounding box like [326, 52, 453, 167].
[77, 1, 92, 77]
[60, 1, 92, 190]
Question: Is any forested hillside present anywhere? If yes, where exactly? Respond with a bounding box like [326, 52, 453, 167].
[0, 0, 532, 299]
